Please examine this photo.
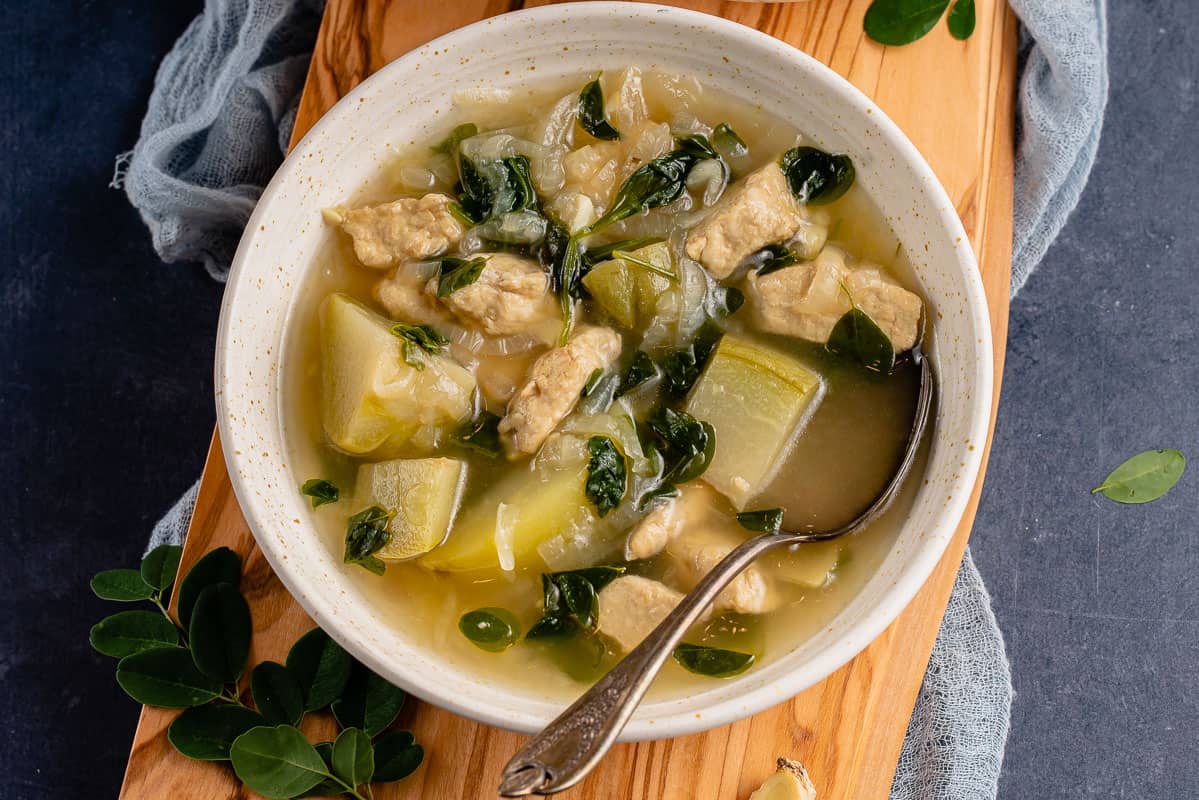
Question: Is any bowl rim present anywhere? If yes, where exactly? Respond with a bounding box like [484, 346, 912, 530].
[216, 1, 993, 740]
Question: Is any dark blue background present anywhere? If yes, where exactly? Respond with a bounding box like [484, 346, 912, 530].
[1, 2, 1194, 798]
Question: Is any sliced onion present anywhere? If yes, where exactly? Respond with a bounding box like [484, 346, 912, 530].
[398, 164, 436, 191]
[494, 502, 517, 572]
[686, 159, 728, 207]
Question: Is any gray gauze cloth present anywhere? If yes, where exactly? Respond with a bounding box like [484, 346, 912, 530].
[120, 2, 1108, 797]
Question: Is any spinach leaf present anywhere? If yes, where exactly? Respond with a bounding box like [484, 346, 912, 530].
[582, 236, 664, 267]
[140, 544, 183, 594]
[435, 255, 488, 297]
[827, 307, 895, 374]
[779, 146, 855, 205]
[168, 704, 265, 761]
[863, 0, 951, 46]
[714, 286, 744, 317]
[646, 406, 716, 483]
[577, 74, 622, 141]
[712, 123, 748, 158]
[331, 660, 406, 737]
[455, 155, 493, 223]
[115, 646, 222, 708]
[660, 347, 700, 396]
[177, 547, 241, 629]
[525, 613, 577, 640]
[90, 568, 155, 602]
[554, 236, 583, 345]
[432, 122, 478, 155]
[250, 661, 306, 726]
[947, 0, 975, 39]
[188, 582, 252, 682]
[330, 727, 375, 790]
[229, 724, 328, 798]
[456, 411, 504, 458]
[673, 132, 719, 160]
[343, 506, 393, 575]
[458, 608, 521, 652]
[586, 150, 700, 233]
[638, 484, 680, 510]
[504, 155, 538, 212]
[90, 610, 180, 658]
[585, 436, 628, 517]
[286, 627, 353, 712]
[301, 478, 339, 508]
[554, 573, 599, 630]
[1092, 449, 1186, 504]
[373, 730, 424, 782]
[390, 323, 449, 371]
[527, 566, 626, 639]
[749, 243, 801, 276]
[672, 643, 756, 678]
[619, 350, 659, 396]
[735, 508, 786, 533]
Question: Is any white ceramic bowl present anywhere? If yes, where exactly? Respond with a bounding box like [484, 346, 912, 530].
[217, 3, 992, 740]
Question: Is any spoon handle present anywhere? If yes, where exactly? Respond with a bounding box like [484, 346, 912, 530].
[498, 531, 790, 796]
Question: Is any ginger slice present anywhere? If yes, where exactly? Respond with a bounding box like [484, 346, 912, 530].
[748, 758, 817, 800]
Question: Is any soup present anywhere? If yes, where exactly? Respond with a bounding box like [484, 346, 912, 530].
[284, 69, 929, 697]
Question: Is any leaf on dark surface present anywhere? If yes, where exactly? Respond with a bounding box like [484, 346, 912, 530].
[250, 661, 306, 726]
[373, 730, 425, 782]
[168, 704, 265, 761]
[229, 725, 328, 799]
[286, 627, 353, 712]
[188, 582, 252, 682]
[115, 646, 222, 708]
[1092, 449, 1186, 504]
[330, 727, 375, 790]
[140, 544, 183, 594]
[331, 660, 407, 737]
[90, 610, 180, 658]
[177, 546, 242, 628]
[90, 568, 155, 602]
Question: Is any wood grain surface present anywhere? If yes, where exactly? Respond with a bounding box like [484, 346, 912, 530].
[120, 2, 1017, 798]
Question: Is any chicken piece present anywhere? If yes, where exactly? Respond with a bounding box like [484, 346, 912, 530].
[746, 247, 851, 344]
[328, 193, 464, 269]
[685, 162, 804, 278]
[430, 253, 558, 337]
[374, 265, 453, 327]
[845, 267, 923, 352]
[499, 326, 622, 455]
[625, 497, 685, 561]
[667, 526, 782, 615]
[597, 575, 684, 652]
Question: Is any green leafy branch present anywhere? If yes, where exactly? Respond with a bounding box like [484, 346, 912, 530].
[90, 545, 423, 799]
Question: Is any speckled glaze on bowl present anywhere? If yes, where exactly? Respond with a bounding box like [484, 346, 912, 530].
[216, 3, 992, 740]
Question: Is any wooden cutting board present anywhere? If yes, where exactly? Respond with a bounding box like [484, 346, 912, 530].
[120, 2, 1016, 798]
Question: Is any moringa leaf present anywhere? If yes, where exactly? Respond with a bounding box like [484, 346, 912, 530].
[390, 322, 449, 371]
[177, 546, 242, 629]
[947, 0, 976, 40]
[189, 582, 252, 682]
[863, 0, 951, 46]
[300, 478, 339, 508]
[827, 307, 896, 374]
[373, 730, 425, 782]
[504, 155, 538, 213]
[432, 122, 478, 155]
[90, 568, 155, 602]
[230, 725, 328, 799]
[673, 131, 719, 160]
[331, 660, 407, 737]
[672, 643, 756, 678]
[286, 627, 353, 711]
[1092, 449, 1186, 504]
[780, 146, 855, 205]
[435, 255, 488, 297]
[714, 286, 745, 317]
[456, 411, 504, 458]
[712, 122, 748, 158]
[116, 646, 222, 708]
[458, 608, 521, 652]
[582, 236, 663, 267]
[343, 505, 393, 575]
[748, 243, 801, 276]
[251, 661, 306, 726]
[331, 727, 375, 790]
[618, 351, 659, 396]
[585, 436, 627, 517]
[660, 347, 700, 396]
[586, 150, 700, 233]
[140, 544, 183, 594]
[646, 406, 716, 483]
[736, 508, 786, 533]
[168, 704, 265, 761]
[90, 610, 179, 658]
[577, 74, 622, 141]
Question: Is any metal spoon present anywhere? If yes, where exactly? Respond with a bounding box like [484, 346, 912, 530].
[498, 352, 934, 797]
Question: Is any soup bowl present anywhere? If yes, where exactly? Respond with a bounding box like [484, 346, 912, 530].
[216, 2, 992, 740]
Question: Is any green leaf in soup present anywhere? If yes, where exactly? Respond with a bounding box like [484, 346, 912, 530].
[552, 572, 599, 630]
[577, 74, 622, 141]
[286, 627, 353, 712]
[1092, 449, 1186, 505]
[250, 661, 306, 726]
[331, 727, 375, 790]
[672, 642, 756, 678]
[618, 350, 659, 396]
[748, 243, 801, 277]
[167, 704, 265, 761]
[557, 564, 627, 593]
[140, 544, 183, 594]
[582, 368, 605, 398]
[827, 307, 896, 375]
[647, 406, 717, 483]
[525, 613, 577, 640]
[638, 484, 680, 510]
[331, 660, 407, 737]
[736, 508, 786, 533]
[390, 322, 449, 371]
[90, 568, 155, 602]
[90, 610, 180, 658]
[455, 155, 493, 223]
[660, 347, 700, 396]
[435, 255, 489, 298]
[178, 546, 242, 629]
[947, 0, 976, 40]
[863, 0, 951, 46]
[373, 730, 425, 782]
[779, 146, 856, 205]
[504, 155, 539, 212]
[586, 150, 699, 233]
[712, 122, 748, 158]
[714, 286, 745, 317]
[673, 131, 719, 160]
[456, 410, 504, 458]
[188, 582, 252, 682]
[343, 505, 393, 575]
[459, 607, 522, 653]
[229, 725, 328, 799]
[432, 122, 478, 155]
[582, 236, 663, 267]
[115, 646, 222, 708]
[554, 235, 583, 345]
[300, 478, 339, 508]
[585, 436, 628, 518]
